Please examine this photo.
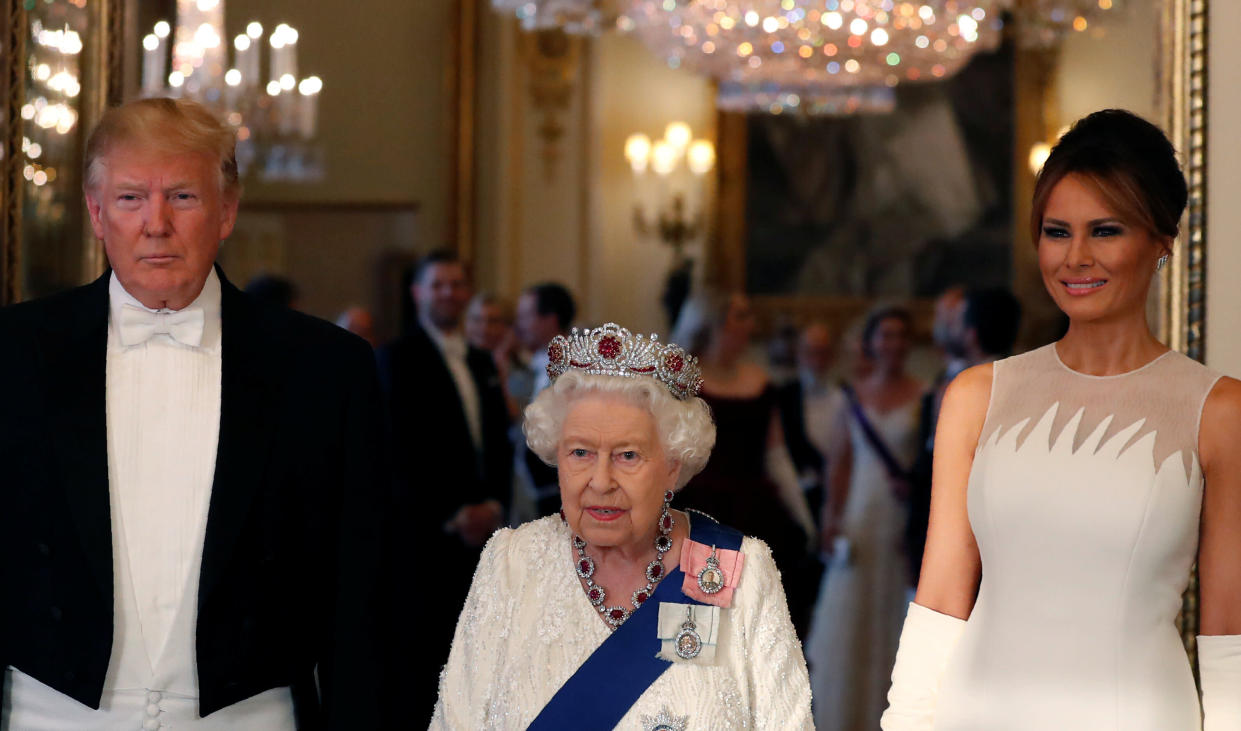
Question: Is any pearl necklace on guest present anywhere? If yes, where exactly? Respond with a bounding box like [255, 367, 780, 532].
[565, 489, 676, 630]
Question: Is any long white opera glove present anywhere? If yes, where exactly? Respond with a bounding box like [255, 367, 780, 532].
[880, 601, 967, 730]
[1199, 634, 1241, 730]
[764, 442, 817, 542]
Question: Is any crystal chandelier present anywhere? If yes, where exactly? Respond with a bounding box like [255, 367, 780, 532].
[490, 0, 622, 34]
[1005, 0, 1120, 48]
[623, 0, 1005, 115]
[138, 0, 324, 181]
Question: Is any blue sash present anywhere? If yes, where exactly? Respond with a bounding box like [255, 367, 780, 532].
[527, 512, 742, 730]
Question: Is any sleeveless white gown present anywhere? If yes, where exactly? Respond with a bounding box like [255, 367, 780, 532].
[933, 344, 1222, 730]
[807, 396, 920, 731]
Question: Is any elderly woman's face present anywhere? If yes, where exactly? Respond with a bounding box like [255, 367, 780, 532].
[558, 394, 679, 550]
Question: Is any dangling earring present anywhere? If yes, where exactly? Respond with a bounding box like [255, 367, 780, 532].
[1157, 254, 1169, 271]
[656, 490, 674, 550]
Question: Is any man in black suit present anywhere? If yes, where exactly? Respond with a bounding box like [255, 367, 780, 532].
[0, 98, 385, 728]
[375, 251, 512, 721]
[776, 321, 842, 523]
[509, 282, 576, 523]
[906, 287, 1021, 585]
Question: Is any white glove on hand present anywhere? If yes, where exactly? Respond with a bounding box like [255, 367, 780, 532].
[880, 601, 967, 730]
[1199, 634, 1241, 731]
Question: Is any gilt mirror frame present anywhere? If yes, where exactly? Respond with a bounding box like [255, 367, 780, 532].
[710, 0, 1209, 658]
[1158, 0, 1208, 659]
[1, 0, 123, 307]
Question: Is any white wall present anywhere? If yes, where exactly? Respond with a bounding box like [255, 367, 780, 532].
[1207, 1, 1241, 376]
[1055, 1, 1160, 124]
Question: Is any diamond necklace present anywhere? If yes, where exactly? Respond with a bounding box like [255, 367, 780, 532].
[566, 492, 675, 630]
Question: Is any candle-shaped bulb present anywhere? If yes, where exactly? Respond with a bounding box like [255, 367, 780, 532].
[225, 69, 242, 86]
[154, 21, 171, 38]
[624, 133, 651, 174]
[664, 121, 692, 155]
[169, 71, 186, 88]
[143, 34, 159, 51]
[246, 21, 263, 39]
[297, 75, 323, 95]
[234, 34, 250, 51]
[280, 73, 296, 91]
[651, 141, 677, 177]
[687, 139, 716, 176]
[266, 80, 282, 96]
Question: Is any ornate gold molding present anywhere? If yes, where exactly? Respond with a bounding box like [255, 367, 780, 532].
[1159, 0, 1208, 363]
[2, 0, 27, 306]
[521, 27, 581, 181]
[1159, 0, 1208, 661]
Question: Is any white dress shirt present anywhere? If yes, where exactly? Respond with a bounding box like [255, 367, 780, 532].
[424, 321, 483, 452]
[801, 371, 847, 458]
[529, 348, 551, 397]
[105, 270, 222, 684]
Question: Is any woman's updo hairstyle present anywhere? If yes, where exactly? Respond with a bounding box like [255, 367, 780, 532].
[1030, 109, 1187, 248]
[860, 304, 913, 359]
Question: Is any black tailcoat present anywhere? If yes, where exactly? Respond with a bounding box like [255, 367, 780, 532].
[0, 269, 387, 728]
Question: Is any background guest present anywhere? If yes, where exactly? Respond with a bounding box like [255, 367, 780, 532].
[375, 250, 513, 725]
[806, 305, 923, 731]
[466, 292, 523, 422]
[510, 281, 577, 523]
[671, 291, 819, 635]
[335, 304, 376, 347]
[777, 321, 846, 523]
[906, 287, 1021, 585]
[243, 272, 300, 309]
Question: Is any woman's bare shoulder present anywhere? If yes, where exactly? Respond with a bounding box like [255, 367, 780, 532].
[1201, 376, 1241, 466]
[941, 362, 994, 424]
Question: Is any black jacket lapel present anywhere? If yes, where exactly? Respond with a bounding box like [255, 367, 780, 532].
[48, 273, 113, 599]
[198, 272, 283, 605]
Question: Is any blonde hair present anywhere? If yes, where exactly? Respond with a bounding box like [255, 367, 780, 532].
[523, 371, 716, 489]
[83, 97, 240, 196]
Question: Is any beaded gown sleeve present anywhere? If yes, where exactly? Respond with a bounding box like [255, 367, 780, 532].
[429, 516, 813, 729]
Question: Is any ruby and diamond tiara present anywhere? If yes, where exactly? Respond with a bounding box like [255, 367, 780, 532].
[546, 322, 704, 400]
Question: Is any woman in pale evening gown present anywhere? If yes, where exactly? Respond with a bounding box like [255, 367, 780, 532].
[883, 110, 1241, 729]
[807, 305, 924, 730]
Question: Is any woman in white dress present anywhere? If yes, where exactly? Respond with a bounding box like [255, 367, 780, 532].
[431, 323, 813, 729]
[883, 109, 1241, 730]
[807, 306, 923, 730]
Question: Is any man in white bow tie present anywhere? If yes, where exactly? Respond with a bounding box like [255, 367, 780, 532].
[0, 97, 386, 729]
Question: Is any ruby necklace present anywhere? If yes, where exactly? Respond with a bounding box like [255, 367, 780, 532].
[567, 490, 675, 630]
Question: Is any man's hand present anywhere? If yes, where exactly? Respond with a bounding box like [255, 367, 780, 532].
[446, 500, 504, 548]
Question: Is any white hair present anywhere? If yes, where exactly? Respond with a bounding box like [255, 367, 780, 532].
[523, 370, 716, 489]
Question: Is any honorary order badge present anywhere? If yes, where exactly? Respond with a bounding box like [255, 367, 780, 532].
[657, 602, 721, 664]
[675, 605, 703, 659]
[696, 545, 726, 595]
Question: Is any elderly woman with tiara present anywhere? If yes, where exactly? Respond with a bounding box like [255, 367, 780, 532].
[430, 323, 813, 729]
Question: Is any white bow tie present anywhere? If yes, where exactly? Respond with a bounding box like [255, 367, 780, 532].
[118, 303, 206, 347]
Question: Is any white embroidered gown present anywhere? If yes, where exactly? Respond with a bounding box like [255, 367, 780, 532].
[806, 395, 921, 731]
[429, 515, 813, 729]
[932, 344, 1222, 729]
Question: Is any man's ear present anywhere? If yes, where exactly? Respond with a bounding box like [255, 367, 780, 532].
[218, 192, 240, 241]
[84, 188, 106, 240]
